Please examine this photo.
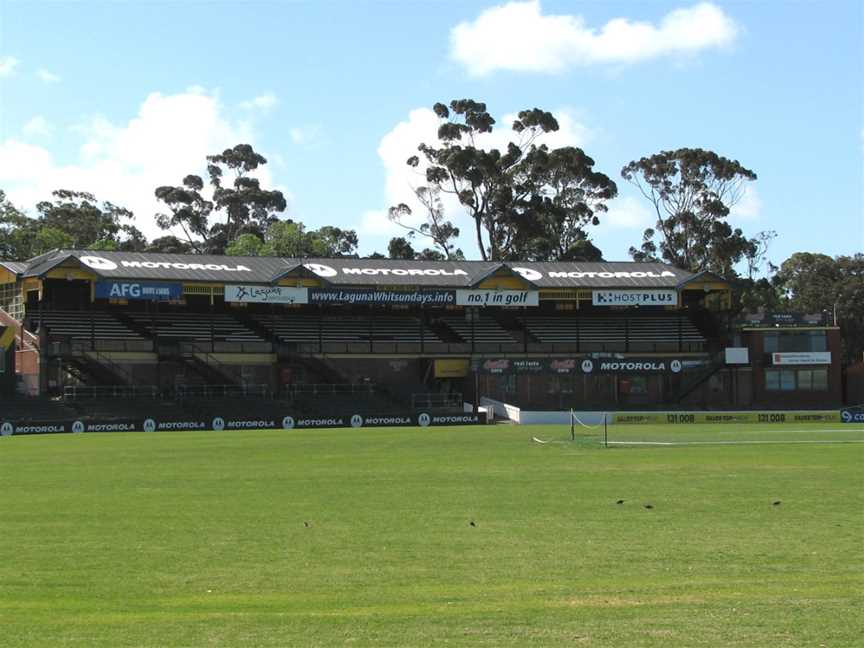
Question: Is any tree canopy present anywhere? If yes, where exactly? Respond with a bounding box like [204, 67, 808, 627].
[1, 189, 145, 258]
[407, 99, 616, 261]
[224, 221, 358, 258]
[156, 144, 286, 254]
[622, 148, 757, 276]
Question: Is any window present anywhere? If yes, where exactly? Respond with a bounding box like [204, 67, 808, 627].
[765, 368, 828, 391]
[765, 369, 796, 391]
[764, 331, 827, 353]
[797, 369, 828, 391]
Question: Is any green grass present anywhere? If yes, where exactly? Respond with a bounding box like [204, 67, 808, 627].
[1, 424, 862, 647]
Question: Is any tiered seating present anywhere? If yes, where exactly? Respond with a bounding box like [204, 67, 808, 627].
[30, 310, 140, 340]
[266, 315, 441, 344]
[521, 316, 624, 346]
[0, 398, 79, 421]
[520, 314, 705, 350]
[440, 315, 517, 344]
[128, 312, 264, 343]
[627, 316, 705, 349]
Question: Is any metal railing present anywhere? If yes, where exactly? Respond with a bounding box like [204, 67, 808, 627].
[63, 385, 159, 400]
[283, 383, 377, 396]
[174, 384, 271, 400]
[411, 392, 463, 410]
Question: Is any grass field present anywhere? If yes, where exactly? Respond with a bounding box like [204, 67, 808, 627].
[1, 423, 862, 647]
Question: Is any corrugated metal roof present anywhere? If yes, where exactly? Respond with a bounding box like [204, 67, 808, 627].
[0, 261, 28, 275]
[9, 249, 704, 290]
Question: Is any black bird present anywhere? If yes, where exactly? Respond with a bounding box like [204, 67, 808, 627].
[644, 504, 653, 509]
[616, 500, 625, 505]
[469, 520, 476, 527]
[304, 521, 310, 527]
[772, 501, 782, 506]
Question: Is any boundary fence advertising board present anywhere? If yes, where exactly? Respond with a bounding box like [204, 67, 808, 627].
[0, 412, 486, 436]
[612, 411, 842, 425]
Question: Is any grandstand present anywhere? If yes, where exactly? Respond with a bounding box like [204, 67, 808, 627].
[0, 250, 846, 428]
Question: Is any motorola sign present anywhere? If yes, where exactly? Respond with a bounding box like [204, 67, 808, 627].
[80, 256, 118, 271]
[304, 263, 337, 277]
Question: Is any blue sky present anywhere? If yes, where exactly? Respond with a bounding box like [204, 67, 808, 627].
[0, 0, 861, 266]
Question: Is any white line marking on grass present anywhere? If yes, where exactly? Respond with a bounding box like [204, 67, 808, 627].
[608, 439, 864, 446]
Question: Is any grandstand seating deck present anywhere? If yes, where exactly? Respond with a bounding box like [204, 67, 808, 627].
[0, 398, 80, 421]
[127, 312, 265, 343]
[520, 314, 705, 351]
[30, 310, 140, 340]
[263, 315, 442, 344]
[440, 315, 518, 344]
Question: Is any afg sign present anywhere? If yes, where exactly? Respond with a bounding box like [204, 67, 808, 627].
[95, 281, 182, 301]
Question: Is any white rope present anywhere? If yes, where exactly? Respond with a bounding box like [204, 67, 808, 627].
[570, 410, 607, 430]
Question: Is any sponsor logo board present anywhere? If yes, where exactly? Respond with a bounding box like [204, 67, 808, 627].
[455, 290, 539, 307]
[771, 352, 832, 365]
[309, 288, 455, 305]
[592, 290, 678, 307]
[841, 408, 864, 424]
[613, 411, 841, 425]
[0, 421, 68, 435]
[95, 281, 182, 301]
[81, 256, 251, 274]
[478, 357, 687, 374]
[224, 285, 309, 304]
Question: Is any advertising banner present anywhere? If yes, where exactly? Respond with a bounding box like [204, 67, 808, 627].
[95, 281, 182, 301]
[455, 290, 539, 307]
[741, 312, 826, 327]
[0, 412, 489, 436]
[840, 407, 864, 424]
[309, 288, 456, 306]
[771, 352, 831, 365]
[1, 420, 69, 435]
[612, 410, 841, 425]
[592, 290, 678, 307]
[579, 357, 684, 374]
[477, 357, 688, 375]
[224, 285, 309, 304]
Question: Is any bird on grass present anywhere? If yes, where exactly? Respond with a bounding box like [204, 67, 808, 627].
[616, 500, 625, 505]
[643, 504, 653, 510]
[772, 501, 782, 506]
[303, 521, 311, 528]
[469, 520, 477, 527]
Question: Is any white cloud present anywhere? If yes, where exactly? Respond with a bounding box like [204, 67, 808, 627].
[0, 56, 19, 77]
[729, 184, 761, 222]
[0, 89, 284, 242]
[240, 93, 277, 111]
[36, 68, 60, 83]
[603, 196, 652, 229]
[22, 116, 53, 137]
[361, 105, 593, 253]
[289, 124, 322, 145]
[451, 1, 738, 76]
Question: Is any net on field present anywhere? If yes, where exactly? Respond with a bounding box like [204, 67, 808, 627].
[604, 413, 864, 447]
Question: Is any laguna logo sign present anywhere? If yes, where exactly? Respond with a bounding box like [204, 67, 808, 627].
[225, 285, 309, 304]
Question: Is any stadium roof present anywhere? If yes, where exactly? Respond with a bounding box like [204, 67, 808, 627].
[6, 249, 714, 290]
